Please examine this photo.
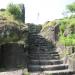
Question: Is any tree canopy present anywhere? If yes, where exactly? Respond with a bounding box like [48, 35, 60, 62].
[67, 2, 75, 13]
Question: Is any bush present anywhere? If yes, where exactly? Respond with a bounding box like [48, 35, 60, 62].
[58, 34, 75, 46]
[7, 3, 22, 22]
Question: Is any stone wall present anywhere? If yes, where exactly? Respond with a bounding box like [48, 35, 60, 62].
[68, 57, 75, 71]
[56, 46, 75, 58]
[0, 43, 28, 69]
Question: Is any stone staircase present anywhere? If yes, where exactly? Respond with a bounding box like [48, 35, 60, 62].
[28, 33, 74, 75]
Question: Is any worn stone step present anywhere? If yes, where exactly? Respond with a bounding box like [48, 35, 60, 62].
[29, 55, 59, 58]
[29, 72, 44, 75]
[30, 41, 48, 44]
[29, 33, 40, 35]
[29, 51, 58, 54]
[0, 69, 24, 75]
[29, 35, 42, 37]
[29, 37, 45, 40]
[29, 50, 57, 54]
[29, 54, 59, 57]
[29, 70, 74, 75]
[44, 69, 74, 75]
[30, 60, 63, 65]
[29, 37, 52, 41]
[30, 37, 45, 40]
[29, 41, 50, 44]
[29, 49, 51, 51]
[28, 64, 68, 72]
[34, 44, 52, 46]
[29, 34, 42, 36]
[29, 55, 59, 60]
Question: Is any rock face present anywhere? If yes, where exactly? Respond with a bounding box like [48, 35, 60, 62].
[0, 16, 28, 44]
[40, 23, 59, 44]
[48, 25, 59, 43]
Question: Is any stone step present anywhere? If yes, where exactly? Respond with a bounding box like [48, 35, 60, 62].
[29, 43, 52, 46]
[29, 42, 50, 45]
[29, 34, 41, 36]
[29, 54, 59, 57]
[28, 64, 68, 72]
[29, 51, 58, 54]
[31, 37, 45, 39]
[44, 69, 74, 75]
[30, 60, 63, 65]
[31, 33, 38, 36]
[29, 55, 59, 58]
[32, 49, 54, 52]
[29, 37, 45, 40]
[30, 40, 50, 42]
[29, 70, 74, 75]
[29, 37, 50, 41]
[30, 41, 50, 45]
[29, 55, 59, 60]
[29, 35, 41, 37]
[30, 50, 56, 52]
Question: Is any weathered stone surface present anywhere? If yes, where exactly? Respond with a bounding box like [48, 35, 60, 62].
[40, 24, 59, 44]
[0, 16, 28, 45]
[0, 43, 28, 69]
[0, 68, 28, 75]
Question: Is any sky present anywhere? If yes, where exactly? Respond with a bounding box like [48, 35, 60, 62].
[0, 0, 75, 24]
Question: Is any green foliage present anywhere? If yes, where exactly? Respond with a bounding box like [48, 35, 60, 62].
[58, 17, 75, 46]
[0, 3, 27, 45]
[41, 17, 75, 46]
[67, 2, 75, 13]
[59, 19, 68, 33]
[58, 34, 75, 46]
[0, 10, 15, 22]
[0, 3, 25, 23]
[6, 3, 22, 22]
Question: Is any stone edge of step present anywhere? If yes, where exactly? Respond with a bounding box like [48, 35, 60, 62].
[28, 64, 68, 68]
[44, 69, 74, 74]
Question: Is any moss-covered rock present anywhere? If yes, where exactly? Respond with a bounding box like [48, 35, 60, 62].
[40, 20, 59, 44]
[0, 16, 28, 45]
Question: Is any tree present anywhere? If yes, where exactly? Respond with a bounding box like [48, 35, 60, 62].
[67, 2, 75, 13]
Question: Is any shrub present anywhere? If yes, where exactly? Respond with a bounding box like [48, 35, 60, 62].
[7, 3, 22, 22]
